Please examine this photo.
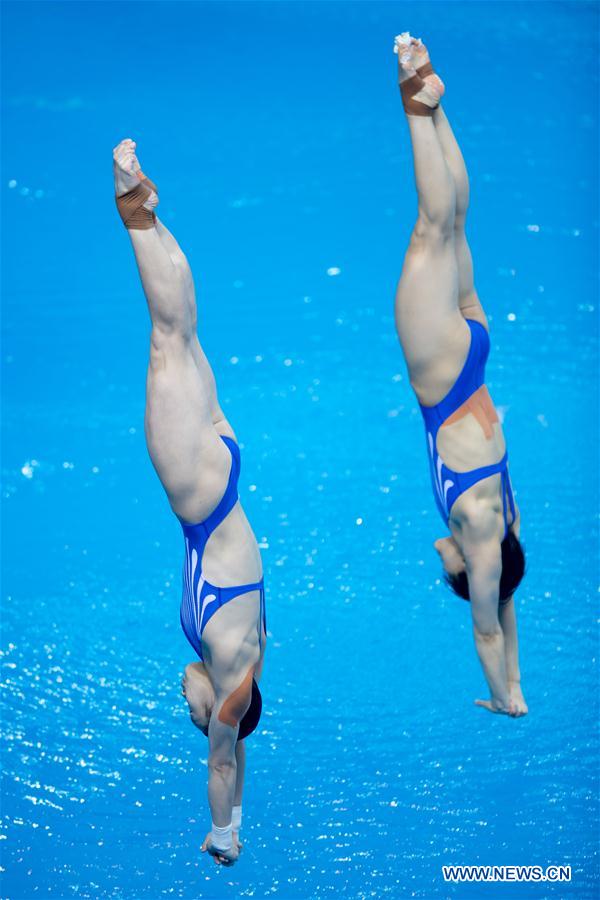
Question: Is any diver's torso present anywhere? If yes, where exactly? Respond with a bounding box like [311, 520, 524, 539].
[200, 502, 263, 587]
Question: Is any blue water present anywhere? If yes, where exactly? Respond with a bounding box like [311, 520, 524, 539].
[2, 2, 598, 898]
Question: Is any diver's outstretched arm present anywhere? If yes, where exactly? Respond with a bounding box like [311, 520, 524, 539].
[498, 599, 528, 716]
[462, 525, 514, 716]
[234, 742, 245, 809]
[201, 590, 262, 864]
[232, 742, 245, 847]
[467, 564, 510, 706]
[499, 598, 520, 683]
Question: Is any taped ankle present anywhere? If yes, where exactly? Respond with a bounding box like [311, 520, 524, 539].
[116, 174, 158, 230]
[400, 73, 438, 117]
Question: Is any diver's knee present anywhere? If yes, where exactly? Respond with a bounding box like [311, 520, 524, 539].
[474, 625, 502, 643]
[454, 212, 467, 234]
[410, 213, 455, 253]
[149, 322, 194, 369]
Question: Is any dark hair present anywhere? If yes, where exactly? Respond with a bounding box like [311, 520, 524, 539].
[237, 678, 262, 741]
[445, 531, 526, 605]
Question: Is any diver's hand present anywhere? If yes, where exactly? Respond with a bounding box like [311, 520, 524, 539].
[201, 833, 240, 867]
[507, 680, 528, 717]
[474, 695, 516, 717]
[233, 830, 243, 854]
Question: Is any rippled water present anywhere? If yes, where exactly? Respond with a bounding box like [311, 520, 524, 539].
[2, 2, 598, 898]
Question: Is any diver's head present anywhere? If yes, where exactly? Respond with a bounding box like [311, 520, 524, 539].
[435, 530, 526, 604]
[434, 536, 466, 580]
[181, 663, 263, 741]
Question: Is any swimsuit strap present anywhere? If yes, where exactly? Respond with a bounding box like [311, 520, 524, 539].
[436, 319, 490, 423]
[181, 576, 265, 663]
[501, 466, 517, 537]
[452, 450, 508, 495]
[201, 436, 240, 536]
[508, 473, 516, 522]
[420, 319, 490, 428]
[418, 320, 516, 534]
[218, 579, 264, 605]
[445, 452, 512, 531]
[179, 435, 240, 536]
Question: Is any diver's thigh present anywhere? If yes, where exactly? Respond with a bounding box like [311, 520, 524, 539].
[395, 234, 463, 374]
[144, 331, 229, 519]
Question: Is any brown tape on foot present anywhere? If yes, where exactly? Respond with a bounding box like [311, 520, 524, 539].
[416, 61, 435, 78]
[400, 73, 437, 117]
[115, 174, 158, 230]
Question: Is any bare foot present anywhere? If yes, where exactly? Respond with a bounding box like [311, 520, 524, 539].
[409, 36, 445, 97]
[112, 138, 158, 209]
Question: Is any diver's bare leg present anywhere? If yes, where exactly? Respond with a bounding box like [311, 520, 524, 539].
[406, 36, 488, 327]
[394, 64, 466, 396]
[432, 105, 488, 327]
[153, 217, 230, 430]
[113, 139, 231, 522]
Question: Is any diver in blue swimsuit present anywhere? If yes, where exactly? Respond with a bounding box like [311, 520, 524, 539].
[393, 35, 527, 718]
[113, 138, 267, 866]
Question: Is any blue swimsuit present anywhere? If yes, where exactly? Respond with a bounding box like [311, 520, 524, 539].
[419, 319, 516, 533]
[178, 436, 266, 662]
